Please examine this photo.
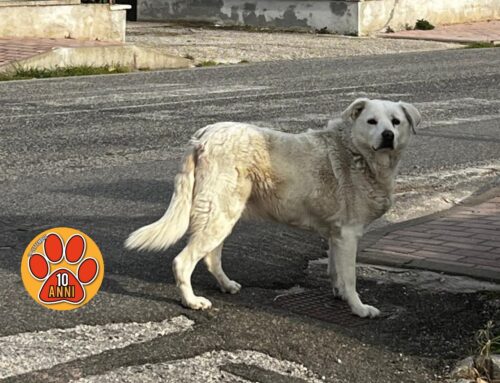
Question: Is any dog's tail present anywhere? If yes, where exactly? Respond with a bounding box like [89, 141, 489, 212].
[124, 149, 196, 252]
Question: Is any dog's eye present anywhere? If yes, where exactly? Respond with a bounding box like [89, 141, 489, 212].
[367, 119, 377, 125]
[392, 118, 400, 125]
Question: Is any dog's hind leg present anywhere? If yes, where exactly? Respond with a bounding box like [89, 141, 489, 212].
[173, 218, 242, 310]
[204, 244, 241, 294]
[172, 243, 211, 310]
[173, 176, 251, 310]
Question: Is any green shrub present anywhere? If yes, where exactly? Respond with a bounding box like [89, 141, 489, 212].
[415, 19, 435, 30]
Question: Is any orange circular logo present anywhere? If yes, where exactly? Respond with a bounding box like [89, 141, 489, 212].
[21, 227, 104, 310]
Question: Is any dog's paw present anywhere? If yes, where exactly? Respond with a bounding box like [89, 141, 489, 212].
[220, 280, 241, 294]
[183, 296, 212, 310]
[351, 303, 381, 318]
[332, 285, 346, 300]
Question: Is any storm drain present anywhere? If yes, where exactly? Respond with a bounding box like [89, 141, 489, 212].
[273, 289, 385, 328]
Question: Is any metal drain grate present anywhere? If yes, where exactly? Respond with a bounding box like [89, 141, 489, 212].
[273, 289, 383, 327]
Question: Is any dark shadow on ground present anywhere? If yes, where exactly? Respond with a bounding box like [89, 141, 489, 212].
[1, 212, 498, 364]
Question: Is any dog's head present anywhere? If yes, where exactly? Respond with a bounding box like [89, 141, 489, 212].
[342, 98, 421, 152]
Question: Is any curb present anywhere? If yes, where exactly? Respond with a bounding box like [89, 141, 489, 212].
[0, 44, 193, 73]
[379, 34, 500, 45]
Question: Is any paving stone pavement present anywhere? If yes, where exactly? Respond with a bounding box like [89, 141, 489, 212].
[360, 185, 500, 282]
[383, 20, 500, 44]
[0, 38, 120, 68]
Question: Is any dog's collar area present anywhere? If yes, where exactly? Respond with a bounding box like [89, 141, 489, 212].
[348, 148, 368, 170]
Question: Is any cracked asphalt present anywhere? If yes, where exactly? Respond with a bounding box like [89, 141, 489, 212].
[1, 47, 500, 382]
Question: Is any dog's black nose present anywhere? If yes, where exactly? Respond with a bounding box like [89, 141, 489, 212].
[382, 130, 394, 141]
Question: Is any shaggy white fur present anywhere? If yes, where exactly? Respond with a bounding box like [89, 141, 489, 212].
[125, 98, 421, 317]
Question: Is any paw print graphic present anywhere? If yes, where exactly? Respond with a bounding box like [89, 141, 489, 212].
[27, 232, 99, 305]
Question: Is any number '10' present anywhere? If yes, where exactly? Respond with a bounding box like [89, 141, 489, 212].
[56, 273, 69, 287]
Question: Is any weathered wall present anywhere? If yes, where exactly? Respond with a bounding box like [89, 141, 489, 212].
[360, 0, 500, 35]
[138, 0, 360, 35]
[0, 3, 130, 42]
[137, 0, 500, 36]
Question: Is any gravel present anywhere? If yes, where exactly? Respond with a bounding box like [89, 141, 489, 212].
[126, 22, 460, 65]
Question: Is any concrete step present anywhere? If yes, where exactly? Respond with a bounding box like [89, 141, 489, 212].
[0, 39, 193, 73]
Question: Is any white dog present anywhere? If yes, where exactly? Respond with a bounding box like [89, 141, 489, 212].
[125, 98, 420, 318]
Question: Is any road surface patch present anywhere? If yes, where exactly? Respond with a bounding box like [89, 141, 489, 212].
[71, 350, 323, 383]
[0, 315, 193, 379]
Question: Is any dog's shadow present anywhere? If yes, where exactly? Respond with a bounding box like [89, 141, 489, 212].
[2, 176, 494, 361]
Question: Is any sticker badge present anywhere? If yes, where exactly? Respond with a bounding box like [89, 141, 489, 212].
[21, 227, 104, 310]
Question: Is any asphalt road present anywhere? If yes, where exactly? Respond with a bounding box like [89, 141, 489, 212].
[1, 47, 500, 383]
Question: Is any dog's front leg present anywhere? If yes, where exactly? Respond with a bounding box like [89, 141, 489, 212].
[331, 225, 380, 318]
[327, 239, 339, 294]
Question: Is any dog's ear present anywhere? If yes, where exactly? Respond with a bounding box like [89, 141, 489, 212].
[399, 102, 421, 134]
[342, 98, 369, 121]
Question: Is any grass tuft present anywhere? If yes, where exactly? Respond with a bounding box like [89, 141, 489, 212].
[474, 321, 500, 381]
[0, 65, 130, 81]
[316, 27, 330, 35]
[465, 41, 500, 49]
[476, 321, 500, 357]
[195, 60, 220, 67]
[414, 19, 435, 30]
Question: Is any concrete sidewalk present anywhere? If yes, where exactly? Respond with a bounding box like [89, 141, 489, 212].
[360, 185, 500, 282]
[383, 20, 500, 44]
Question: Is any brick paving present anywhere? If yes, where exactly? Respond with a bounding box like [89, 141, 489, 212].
[383, 20, 500, 44]
[360, 186, 500, 282]
[0, 38, 121, 68]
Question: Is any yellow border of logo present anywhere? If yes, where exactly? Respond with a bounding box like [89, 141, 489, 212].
[21, 227, 104, 311]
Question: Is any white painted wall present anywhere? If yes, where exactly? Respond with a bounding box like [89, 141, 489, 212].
[0, 4, 130, 41]
[360, 0, 500, 34]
